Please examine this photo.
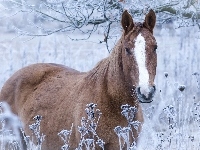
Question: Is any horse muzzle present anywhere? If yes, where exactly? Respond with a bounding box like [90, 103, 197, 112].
[136, 85, 156, 103]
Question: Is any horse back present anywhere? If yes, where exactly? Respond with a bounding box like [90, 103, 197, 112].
[0, 63, 81, 114]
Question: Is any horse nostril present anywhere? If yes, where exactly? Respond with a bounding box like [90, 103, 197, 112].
[150, 85, 156, 94]
[148, 86, 156, 98]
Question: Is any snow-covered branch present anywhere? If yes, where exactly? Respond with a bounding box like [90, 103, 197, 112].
[1, 0, 200, 51]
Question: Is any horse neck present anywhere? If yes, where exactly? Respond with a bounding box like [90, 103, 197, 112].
[86, 37, 135, 102]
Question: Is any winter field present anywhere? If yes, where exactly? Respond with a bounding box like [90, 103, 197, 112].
[0, 23, 200, 149]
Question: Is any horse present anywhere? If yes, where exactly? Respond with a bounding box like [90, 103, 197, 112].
[0, 9, 157, 149]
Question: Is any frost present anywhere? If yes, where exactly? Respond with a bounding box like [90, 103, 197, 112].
[114, 104, 141, 150]
[164, 72, 168, 78]
[58, 124, 73, 150]
[20, 115, 45, 150]
[0, 102, 22, 150]
[76, 103, 104, 150]
[178, 85, 185, 92]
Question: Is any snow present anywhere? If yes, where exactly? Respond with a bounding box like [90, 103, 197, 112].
[1, 23, 200, 149]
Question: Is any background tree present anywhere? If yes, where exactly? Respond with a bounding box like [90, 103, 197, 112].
[1, 0, 200, 52]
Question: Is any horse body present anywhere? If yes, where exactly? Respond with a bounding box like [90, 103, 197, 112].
[0, 10, 157, 150]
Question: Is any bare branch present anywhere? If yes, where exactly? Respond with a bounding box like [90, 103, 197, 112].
[2, 0, 200, 51]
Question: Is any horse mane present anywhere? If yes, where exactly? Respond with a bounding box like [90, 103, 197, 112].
[84, 36, 134, 103]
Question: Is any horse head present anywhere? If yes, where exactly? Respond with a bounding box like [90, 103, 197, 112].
[121, 10, 157, 103]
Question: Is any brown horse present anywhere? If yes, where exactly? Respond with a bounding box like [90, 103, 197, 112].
[0, 10, 157, 149]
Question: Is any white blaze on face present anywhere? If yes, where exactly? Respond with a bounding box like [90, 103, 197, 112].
[133, 33, 150, 97]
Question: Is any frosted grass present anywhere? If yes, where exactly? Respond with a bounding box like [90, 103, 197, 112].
[0, 72, 200, 150]
[0, 102, 22, 150]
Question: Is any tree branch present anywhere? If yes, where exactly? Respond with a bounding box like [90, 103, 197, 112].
[2, 0, 200, 51]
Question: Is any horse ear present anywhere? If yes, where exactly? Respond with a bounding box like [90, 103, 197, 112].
[143, 9, 156, 33]
[121, 10, 134, 34]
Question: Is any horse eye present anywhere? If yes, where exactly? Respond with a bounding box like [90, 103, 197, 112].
[125, 48, 132, 55]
